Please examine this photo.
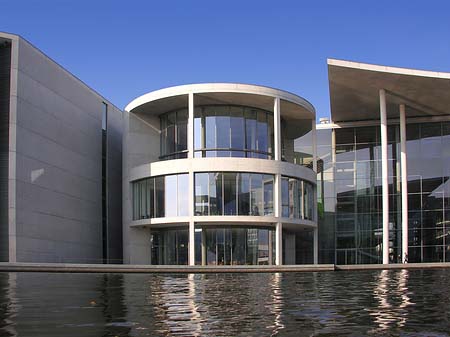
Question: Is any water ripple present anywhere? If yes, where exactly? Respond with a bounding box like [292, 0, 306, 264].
[0, 269, 448, 336]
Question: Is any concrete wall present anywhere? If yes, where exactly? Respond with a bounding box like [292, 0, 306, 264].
[122, 111, 159, 264]
[4, 33, 123, 263]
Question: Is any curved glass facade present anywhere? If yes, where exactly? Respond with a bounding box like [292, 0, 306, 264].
[160, 109, 188, 160]
[194, 105, 274, 159]
[132, 174, 189, 220]
[195, 172, 274, 216]
[194, 227, 275, 265]
[150, 228, 188, 265]
[133, 172, 316, 221]
[281, 176, 315, 221]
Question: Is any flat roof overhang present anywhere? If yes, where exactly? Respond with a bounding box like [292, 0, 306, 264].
[328, 59, 450, 123]
[125, 83, 315, 138]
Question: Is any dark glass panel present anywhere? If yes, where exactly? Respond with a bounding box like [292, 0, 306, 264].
[177, 122, 187, 152]
[147, 178, 154, 219]
[355, 126, 378, 144]
[263, 175, 274, 215]
[257, 110, 268, 153]
[206, 229, 217, 264]
[216, 115, 230, 149]
[231, 228, 246, 265]
[423, 246, 443, 262]
[223, 173, 237, 215]
[177, 230, 189, 265]
[281, 177, 289, 217]
[238, 173, 250, 215]
[154, 176, 165, 218]
[289, 178, 298, 218]
[268, 114, 274, 155]
[335, 128, 354, 145]
[245, 109, 257, 153]
[230, 109, 245, 150]
[250, 174, 262, 215]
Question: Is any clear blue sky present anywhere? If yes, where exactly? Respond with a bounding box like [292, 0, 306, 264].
[2, 0, 450, 119]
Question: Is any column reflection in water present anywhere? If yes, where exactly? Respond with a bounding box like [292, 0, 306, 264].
[195, 227, 275, 265]
[269, 273, 285, 334]
[146, 273, 286, 336]
[370, 269, 413, 333]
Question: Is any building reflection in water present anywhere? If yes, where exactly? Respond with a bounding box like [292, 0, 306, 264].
[0, 273, 18, 337]
[0, 273, 131, 337]
[145, 273, 286, 336]
[370, 269, 413, 333]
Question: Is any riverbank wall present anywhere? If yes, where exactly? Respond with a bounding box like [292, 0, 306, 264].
[0, 262, 449, 273]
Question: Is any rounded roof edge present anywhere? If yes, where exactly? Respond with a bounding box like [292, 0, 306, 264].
[125, 83, 315, 115]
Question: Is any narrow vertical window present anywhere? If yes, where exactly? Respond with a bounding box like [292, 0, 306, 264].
[102, 102, 108, 263]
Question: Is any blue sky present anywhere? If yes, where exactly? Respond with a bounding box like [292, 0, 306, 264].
[2, 0, 450, 119]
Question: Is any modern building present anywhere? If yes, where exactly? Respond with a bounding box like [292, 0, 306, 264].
[0, 32, 123, 263]
[122, 84, 318, 265]
[316, 59, 450, 265]
[1, 31, 449, 265]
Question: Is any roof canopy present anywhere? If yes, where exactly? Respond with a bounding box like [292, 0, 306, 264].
[328, 59, 450, 123]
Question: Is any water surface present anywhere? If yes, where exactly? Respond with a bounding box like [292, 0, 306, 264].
[0, 269, 449, 336]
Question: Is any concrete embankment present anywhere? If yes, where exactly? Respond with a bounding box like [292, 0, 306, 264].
[0, 262, 449, 273]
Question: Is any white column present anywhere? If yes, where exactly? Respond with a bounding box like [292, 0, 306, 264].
[188, 169, 195, 265]
[274, 97, 281, 161]
[275, 222, 283, 265]
[274, 174, 281, 218]
[313, 228, 318, 264]
[201, 229, 206, 266]
[380, 89, 390, 264]
[188, 92, 195, 265]
[312, 119, 317, 172]
[189, 220, 195, 265]
[400, 104, 408, 263]
[312, 119, 318, 264]
[268, 234, 273, 265]
[274, 173, 282, 265]
[188, 93, 194, 159]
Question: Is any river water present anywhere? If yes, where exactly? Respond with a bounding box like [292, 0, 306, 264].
[0, 269, 449, 336]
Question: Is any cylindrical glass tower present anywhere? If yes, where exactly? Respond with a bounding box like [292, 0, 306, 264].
[123, 83, 317, 265]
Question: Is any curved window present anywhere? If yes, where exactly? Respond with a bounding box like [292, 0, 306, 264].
[195, 172, 274, 216]
[150, 228, 188, 265]
[132, 174, 189, 220]
[160, 109, 188, 160]
[194, 227, 275, 265]
[194, 105, 274, 159]
[281, 176, 315, 220]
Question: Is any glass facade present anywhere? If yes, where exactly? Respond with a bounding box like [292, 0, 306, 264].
[148, 226, 316, 266]
[281, 176, 315, 221]
[333, 126, 388, 264]
[316, 121, 450, 265]
[281, 120, 313, 168]
[150, 228, 188, 265]
[406, 122, 450, 263]
[195, 172, 274, 216]
[194, 105, 274, 159]
[132, 174, 189, 220]
[194, 227, 275, 265]
[160, 109, 188, 160]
